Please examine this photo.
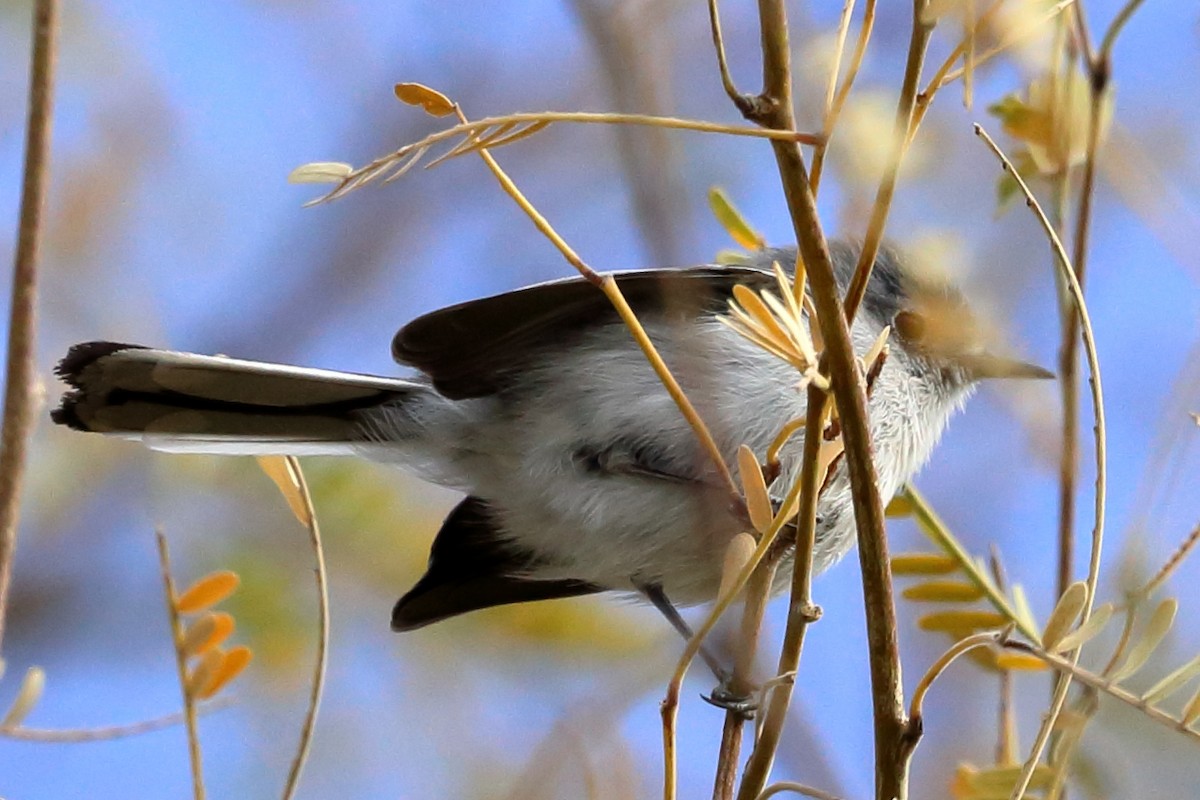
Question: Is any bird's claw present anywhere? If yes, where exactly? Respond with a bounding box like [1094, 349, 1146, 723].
[702, 685, 757, 719]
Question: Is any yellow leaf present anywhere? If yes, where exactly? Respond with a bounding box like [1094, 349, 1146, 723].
[1041, 580, 1089, 652]
[181, 612, 235, 658]
[1111, 597, 1178, 683]
[185, 649, 224, 698]
[287, 162, 353, 184]
[257, 455, 313, 528]
[394, 82, 456, 117]
[0, 666, 45, 727]
[737, 446, 772, 534]
[707, 187, 764, 251]
[197, 646, 254, 700]
[891, 552, 957, 575]
[175, 571, 240, 614]
[901, 580, 986, 602]
[993, 651, 1047, 671]
[918, 610, 1008, 635]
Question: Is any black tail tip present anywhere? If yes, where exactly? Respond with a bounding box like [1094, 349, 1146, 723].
[50, 395, 87, 430]
[55, 341, 146, 387]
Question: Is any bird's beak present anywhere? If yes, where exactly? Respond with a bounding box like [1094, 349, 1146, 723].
[956, 352, 1055, 381]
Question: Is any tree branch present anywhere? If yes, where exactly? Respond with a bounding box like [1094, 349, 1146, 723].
[0, 0, 60, 655]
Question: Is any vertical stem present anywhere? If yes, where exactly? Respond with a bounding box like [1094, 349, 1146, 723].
[712, 560, 779, 800]
[157, 532, 206, 800]
[0, 0, 60, 654]
[740, 1, 914, 796]
[736, 396, 827, 800]
[841, 1, 934, 324]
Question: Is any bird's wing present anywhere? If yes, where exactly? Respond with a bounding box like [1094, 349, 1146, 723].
[392, 265, 773, 399]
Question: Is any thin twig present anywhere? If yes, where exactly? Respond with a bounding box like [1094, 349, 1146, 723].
[157, 531, 206, 800]
[736, 396, 828, 800]
[280, 457, 328, 800]
[974, 125, 1107, 800]
[707, 0, 751, 110]
[0, 698, 234, 742]
[738, 0, 916, 796]
[989, 548, 1019, 765]
[662, 442, 822, 799]
[0, 0, 60, 655]
[1097, 0, 1145, 62]
[841, 0, 934, 324]
[712, 560, 779, 800]
[809, 0, 876, 195]
[909, 630, 1005, 721]
[1137, 522, 1200, 600]
[307, 111, 821, 204]
[1001, 640, 1200, 745]
[447, 106, 742, 504]
[910, 0, 1078, 140]
[904, 487, 1042, 642]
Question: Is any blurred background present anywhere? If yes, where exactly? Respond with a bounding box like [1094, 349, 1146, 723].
[1, 0, 1198, 797]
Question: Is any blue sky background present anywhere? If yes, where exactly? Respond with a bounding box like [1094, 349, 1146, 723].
[1, 1, 1198, 797]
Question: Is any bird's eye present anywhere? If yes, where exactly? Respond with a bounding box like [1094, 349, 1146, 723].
[892, 310, 926, 342]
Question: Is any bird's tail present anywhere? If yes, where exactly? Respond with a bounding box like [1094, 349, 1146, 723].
[52, 341, 430, 456]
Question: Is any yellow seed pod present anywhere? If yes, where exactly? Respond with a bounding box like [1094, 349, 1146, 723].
[175, 571, 240, 614]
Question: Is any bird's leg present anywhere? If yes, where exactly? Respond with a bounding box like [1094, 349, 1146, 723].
[637, 582, 756, 718]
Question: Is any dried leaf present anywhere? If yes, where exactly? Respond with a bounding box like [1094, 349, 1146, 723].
[181, 612, 235, 658]
[393, 82, 456, 116]
[1041, 581, 1089, 652]
[257, 455, 313, 527]
[737, 446, 772, 534]
[1181, 685, 1200, 727]
[717, 532, 758, 604]
[175, 571, 240, 614]
[1111, 598, 1178, 683]
[466, 120, 550, 152]
[1141, 654, 1200, 704]
[1011, 583, 1041, 641]
[197, 646, 253, 700]
[901, 580, 986, 602]
[287, 162, 354, 184]
[1051, 602, 1113, 653]
[707, 187, 765, 251]
[891, 553, 957, 575]
[0, 666, 45, 727]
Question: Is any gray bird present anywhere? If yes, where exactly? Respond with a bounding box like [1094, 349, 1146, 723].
[52, 242, 1050, 644]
